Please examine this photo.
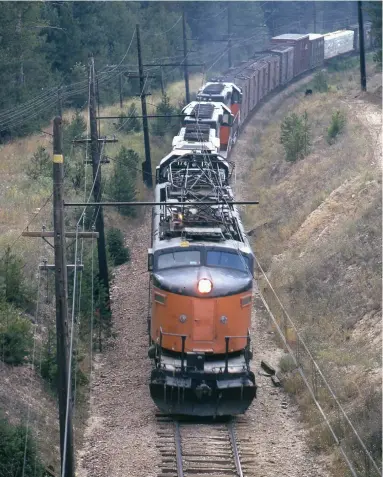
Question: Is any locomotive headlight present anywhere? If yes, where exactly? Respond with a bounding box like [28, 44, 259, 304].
[220, 315, 228, 324]
[179, 314, 187, 323]
[198, 278, 212, 294]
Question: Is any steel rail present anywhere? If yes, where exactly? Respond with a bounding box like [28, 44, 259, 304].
[174, 421, 184, 477]
[227, 420, 244, 477]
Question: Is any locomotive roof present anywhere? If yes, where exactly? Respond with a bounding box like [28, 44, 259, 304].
[198, 81, 241, 96]
[153, 150, 251, 249]
[182, 101, 232, 121]
[172, 126, 219, 153]
[157, 149, 229, 170]
[203, 83, 225, 94]
[184, 123, 211, 141]
[152, 233, 253, 255]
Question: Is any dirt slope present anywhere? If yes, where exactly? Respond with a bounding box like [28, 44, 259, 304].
[232, 64, 381, 474]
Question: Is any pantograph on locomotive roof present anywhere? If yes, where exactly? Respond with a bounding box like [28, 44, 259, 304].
[158, 154, 244, 243]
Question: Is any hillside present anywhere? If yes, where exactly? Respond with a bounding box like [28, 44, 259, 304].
[0, 73, 203, 474]
[232, 60, 381, 474]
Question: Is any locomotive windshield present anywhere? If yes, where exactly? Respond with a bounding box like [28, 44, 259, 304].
[155, 249, 251, 273]
[206, 251, 250, 272]
[157, 250, 201, 270]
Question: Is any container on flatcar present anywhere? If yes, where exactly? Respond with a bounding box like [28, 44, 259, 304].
[271, 33, 310, 77]
[308, 34, 325, 68]
[323, 30, 354, 59]
[268, 45, 294, 84]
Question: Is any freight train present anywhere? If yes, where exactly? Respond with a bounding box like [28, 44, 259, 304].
[147, 24, 373, 417]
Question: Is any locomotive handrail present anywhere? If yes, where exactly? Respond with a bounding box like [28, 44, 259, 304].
[159, 327, 187, 373]
[224, 330, 251, 373]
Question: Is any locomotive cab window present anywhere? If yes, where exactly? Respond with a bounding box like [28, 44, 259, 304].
[206, 251, 250, 272]
[157, 251, 201, 270]
[232, 89, 242, 104]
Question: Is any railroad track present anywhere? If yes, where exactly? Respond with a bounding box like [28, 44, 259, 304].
[156, 415, 254, 477]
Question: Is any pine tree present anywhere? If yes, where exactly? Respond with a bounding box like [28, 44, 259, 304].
[116, 103, 141, 133]
[153, 93, 177, 136]
[108, 146, 138, 216]
[280, 111, 311, 162]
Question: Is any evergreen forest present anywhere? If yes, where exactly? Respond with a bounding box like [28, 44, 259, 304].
[1, 1, 381, 140]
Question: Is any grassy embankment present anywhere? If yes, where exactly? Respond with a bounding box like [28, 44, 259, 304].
[242, 58, 381, 475]
[0, 73, 204, 272]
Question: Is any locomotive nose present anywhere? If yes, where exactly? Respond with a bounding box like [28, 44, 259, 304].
[153, 266, 252, 297]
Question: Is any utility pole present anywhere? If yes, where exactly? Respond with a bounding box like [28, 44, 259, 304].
[313, 2, 317, 33]
[89, 55, 111, 310]
[182, 7, 190, 103]
[228, 3, 233, 68]
[160, 67, 165, 96]
[52, 117, 74, 477]
[136, 24, 153, 188]
[119, 73, 123, 109]
[357, 0, 366, 92]
[58, 86, 63, 117]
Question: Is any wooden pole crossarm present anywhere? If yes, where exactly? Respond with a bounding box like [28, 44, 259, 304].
[39, 264, 85, 271]
[22, 231, 99, 238]
[96, 114, 185, 120]
[142, 63, 205, 67]
[72, 138, 118, 144]
[64, 201, 259, 207]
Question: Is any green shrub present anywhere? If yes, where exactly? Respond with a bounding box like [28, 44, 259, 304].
[39, 326, 58, 391]
[279, 353, 296, 373]
[312, 71, 328, 93]
[327, 110, 346, 145]
[39, 324, 88, 393]
[78, 247, 112, 346]
[115, 103, 141, 133]
[107, 146, 138, 217]
[107, 228, 130, 266]
[0, 414, 44, 477]
[26, 146, 51, 180]
[0, 302, 32, 365]
[0, 247, 28, 306]
[152, 93, 179, 136]
[280, 111, 311, 162]
[326, 56, 359, 72]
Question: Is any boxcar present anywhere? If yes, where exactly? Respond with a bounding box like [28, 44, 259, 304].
[324, 30, 354, 59]
[271, 33, 310, 77]
[269, 45, 294, 85]
[253, 53, 281, 92]
[308, 34, 325, 68]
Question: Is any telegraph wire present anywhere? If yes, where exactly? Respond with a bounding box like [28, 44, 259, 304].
[151, 15, 182, 37]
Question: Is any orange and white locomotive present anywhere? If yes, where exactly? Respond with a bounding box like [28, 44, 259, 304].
[148, 150, 256, 416]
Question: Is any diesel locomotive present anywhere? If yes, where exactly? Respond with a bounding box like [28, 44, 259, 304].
[148, 150, 256, 416]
